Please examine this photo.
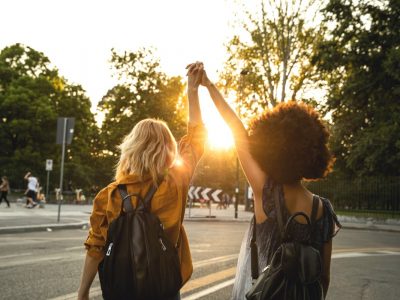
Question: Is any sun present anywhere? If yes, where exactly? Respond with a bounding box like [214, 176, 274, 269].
[199, 89, 235, 150]
[205, 118, 234, 150]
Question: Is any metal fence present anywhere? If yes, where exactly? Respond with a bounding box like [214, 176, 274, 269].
[305, 177, 400, 212]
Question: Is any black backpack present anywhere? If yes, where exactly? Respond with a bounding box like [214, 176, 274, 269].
[98, 184, 182, 300]
[246, 189, 323, 300]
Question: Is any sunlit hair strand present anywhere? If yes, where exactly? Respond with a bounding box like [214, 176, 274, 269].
[115, 119, 177, 186]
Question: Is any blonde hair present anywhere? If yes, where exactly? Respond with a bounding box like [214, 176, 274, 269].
[115, 119, 177, 185]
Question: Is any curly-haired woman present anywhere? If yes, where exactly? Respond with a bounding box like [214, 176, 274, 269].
[189, 63, 341, 299]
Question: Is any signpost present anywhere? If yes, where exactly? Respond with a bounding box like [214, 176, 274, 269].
[235, 158, 239, 219]
[188, 186, 223, 218]
[246, 185, 253, 211]
[45, 159, 53, 202]
[56, 117, 75, 222]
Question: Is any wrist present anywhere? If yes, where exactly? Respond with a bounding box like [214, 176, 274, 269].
[205, 81, 214, 89]
[78, 288, 89, 297]
[187, 86, 199, 93]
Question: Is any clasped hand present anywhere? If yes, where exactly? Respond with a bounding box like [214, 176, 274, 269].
[186, 61, 212, 90]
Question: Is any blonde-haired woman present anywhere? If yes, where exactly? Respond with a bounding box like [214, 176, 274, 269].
[78, 63, 206, 300]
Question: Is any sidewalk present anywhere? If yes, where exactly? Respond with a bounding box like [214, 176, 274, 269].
[0, 203, 91, 234]
[0, 202, 399, 234]
[185, 204, 400, 232]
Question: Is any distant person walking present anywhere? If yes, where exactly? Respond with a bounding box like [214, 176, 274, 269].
[0, 176, 10, 208]
[24, 172, 38, 208]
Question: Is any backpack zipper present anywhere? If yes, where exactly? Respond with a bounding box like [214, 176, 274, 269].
[159, 238, 167, 251]
[106, 242, 113, 256]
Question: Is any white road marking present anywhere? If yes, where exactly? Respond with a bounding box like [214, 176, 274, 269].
[0, 253, 84, 268]
[0, 240, 44, 246]
[191, 249, 213, 253]
[0, 237, 84, 248]
[0, 252, 32, 259]
[48, 286, 101, 300]
[190, 243, 211, 248]
[381, 251, 400, 255]
[193, 254, 238, 268]
[183, 250, 400, 300]
[64, 246, 85, 251]
[332, 251, 400, 259]
[333, 252, 370, 259]
[182, 278, 235, 300]
[46, 249, 400, 300]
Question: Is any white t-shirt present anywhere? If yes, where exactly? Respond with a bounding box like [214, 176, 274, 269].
[28, 177, 38, 192]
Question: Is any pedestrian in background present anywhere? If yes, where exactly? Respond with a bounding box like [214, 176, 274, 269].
[24, 172, 38, 208]
[0, 176, 10, 208]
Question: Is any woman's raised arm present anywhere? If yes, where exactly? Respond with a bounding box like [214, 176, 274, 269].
[174, 63, 207, 184]
[186, 62, 203, 125]
[199, 67, 268, 222]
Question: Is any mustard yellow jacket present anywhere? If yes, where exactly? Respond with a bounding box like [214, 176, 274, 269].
[84, 124, 206, 285]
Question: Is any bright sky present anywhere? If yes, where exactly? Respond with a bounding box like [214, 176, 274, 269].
[1, 0, 239, 148]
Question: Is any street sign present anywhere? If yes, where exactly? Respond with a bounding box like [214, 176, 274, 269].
[201, 188, 212, 201]
[211, 189, 223, 202]
[45, 159, 53, 171]
[56, 117, 75, 223]
[56, 117, 75, 145]
[248, 186, 253, 199]
[188, 186, 223, 203]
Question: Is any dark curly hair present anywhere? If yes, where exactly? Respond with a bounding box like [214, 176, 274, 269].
[249, 101, 334, 184]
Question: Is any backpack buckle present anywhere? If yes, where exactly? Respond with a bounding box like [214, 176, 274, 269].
[106, 243, 113, 256]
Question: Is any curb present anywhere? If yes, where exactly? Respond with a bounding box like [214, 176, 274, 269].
[341, 224, 400, 233]
[185, 216, 251, 223]
[1, 220, 399, 234]
[185, 218, 400, 232]
[0, 221, 89, 234]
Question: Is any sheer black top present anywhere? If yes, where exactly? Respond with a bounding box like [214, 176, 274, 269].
[231, 179, 341, 300]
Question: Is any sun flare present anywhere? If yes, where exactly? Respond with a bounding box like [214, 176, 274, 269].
[199, 89, 235, 150]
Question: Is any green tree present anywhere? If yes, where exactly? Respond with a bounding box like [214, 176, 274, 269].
[56, 84, 99, 189]
[221, 0, 325, 114]
[0, 44, 58, 187]
[0, 44, 99, 190]
[97, 48, 187, 182]
[193, 148, 238, 193]
[314, 0, 400, 177]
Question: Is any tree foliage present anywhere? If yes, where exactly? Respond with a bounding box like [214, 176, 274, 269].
[97, 48, 187, 182]
[192, 148, 243, 195]
[0, 44, 98, 190]
[221, 0, 325, 115]
[314, 0, 400, 177]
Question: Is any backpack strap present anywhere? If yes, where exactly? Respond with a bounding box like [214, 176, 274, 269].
[273, 185, 285, 241]
[310, 195, 319, 224]
[176, 188, 187, 249]
[141, 185, 158, 211]
[250, 216, 259, 281]
[117, 184, 134, 213]
[309, 195, 319, 242]
[250, 184, 284, 281]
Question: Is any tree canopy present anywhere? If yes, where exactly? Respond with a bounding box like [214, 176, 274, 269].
[221, 0, 325, 117]
[97, 48, 187, 182]
[2, 0, 400, 199]
[314, 0, 400, 177]
[0, 44, 98, 190]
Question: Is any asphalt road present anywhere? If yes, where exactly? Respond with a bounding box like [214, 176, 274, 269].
[0, 222, 399, 300]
